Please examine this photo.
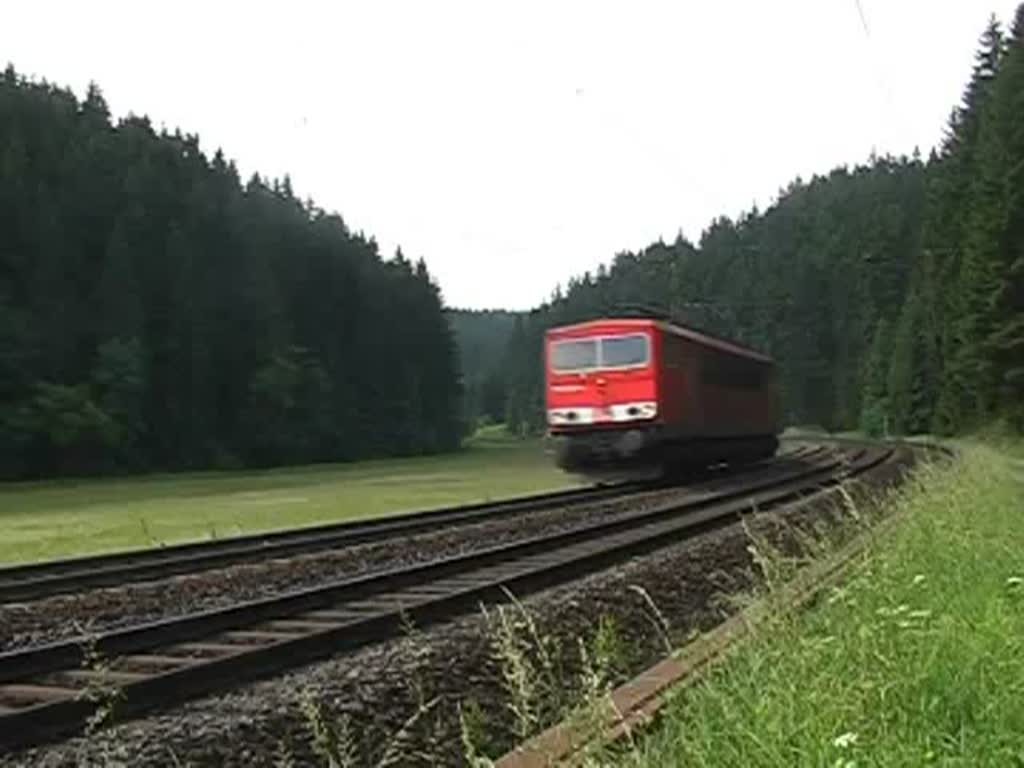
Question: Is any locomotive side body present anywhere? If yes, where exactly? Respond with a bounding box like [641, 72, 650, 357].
[545, 318, 780, 475]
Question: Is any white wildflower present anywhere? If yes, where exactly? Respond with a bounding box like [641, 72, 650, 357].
[832, 732, 858, 749]
[912, 574, 926, 586]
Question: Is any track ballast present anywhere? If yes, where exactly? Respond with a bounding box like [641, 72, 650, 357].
[0, 443, 895, 752]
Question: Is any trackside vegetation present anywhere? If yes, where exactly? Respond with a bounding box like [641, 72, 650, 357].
[616, 443, 1024, 767]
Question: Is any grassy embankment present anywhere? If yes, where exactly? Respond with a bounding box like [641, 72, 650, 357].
[618, 440, 1024, 767]
[0, 428, 575, 566]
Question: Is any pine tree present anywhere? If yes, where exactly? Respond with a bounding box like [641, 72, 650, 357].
[933, 16, 1007, 430]
[981, 4, 1024, 426]
[860, 319, 893, 436]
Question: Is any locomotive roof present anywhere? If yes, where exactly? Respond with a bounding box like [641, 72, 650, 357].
[545, 317, 774, 365]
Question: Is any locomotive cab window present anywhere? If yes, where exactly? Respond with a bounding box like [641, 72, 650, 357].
[550, 334, 649, 372]
[551, 339, 598, 371]
[600, 334, 649, 368]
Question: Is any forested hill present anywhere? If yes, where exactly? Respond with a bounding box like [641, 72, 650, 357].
[504, 8, 1024, 436]
[0, 65, 462, 479]
[447, 309, 519, 429]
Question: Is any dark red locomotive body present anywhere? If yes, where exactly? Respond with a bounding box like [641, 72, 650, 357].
[545, 318, 780, 474]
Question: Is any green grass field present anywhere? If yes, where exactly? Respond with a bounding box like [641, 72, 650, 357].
[0, 429, 577, 566]
[622, 441, 1024, 767]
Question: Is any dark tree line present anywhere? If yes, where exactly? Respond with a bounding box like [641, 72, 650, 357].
[3, 3, 1019, 481]
[0, 65, 461, 478]
[447, 309, 518, 430]
[882, 9, 1024, 434]
[501, 6, 1024, 437]
[501, 158, 926, 434]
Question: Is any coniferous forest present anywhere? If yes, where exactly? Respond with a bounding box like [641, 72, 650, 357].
[0, 65, 461, 478]
[500, 8, 1024, 438]
[2, 6, 1022, 480]
[447, 309, 518, 429]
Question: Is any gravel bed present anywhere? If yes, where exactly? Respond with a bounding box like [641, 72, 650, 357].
[0, 451, 912, 768]
[0, 456, 813, 651]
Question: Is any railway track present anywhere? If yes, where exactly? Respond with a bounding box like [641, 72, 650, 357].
[0, 443, 894, 752]
[0, 480, 651, 605]
[0, 446, 818, 605]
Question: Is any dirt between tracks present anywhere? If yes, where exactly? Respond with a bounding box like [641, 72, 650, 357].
[0, 451, 914, 768]
[0, 457, 815, 652]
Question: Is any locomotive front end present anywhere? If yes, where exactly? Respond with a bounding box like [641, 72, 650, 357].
[544, 320, 661, 473]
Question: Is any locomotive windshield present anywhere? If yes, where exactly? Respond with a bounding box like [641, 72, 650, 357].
[551, 339, 598, 371]
[601, 334, 649, 367]
[550, 334, 649, 372]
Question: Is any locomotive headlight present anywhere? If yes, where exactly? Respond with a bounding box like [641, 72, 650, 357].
[636, 402, 657, 419]
[626, 403, 658, 418]
[548, 409, 582, 425]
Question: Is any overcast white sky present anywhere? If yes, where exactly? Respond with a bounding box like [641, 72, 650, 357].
[2, 1, 1017, 309]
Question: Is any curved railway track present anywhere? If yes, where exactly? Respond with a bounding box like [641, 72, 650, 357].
[0, 443, 900, 752]
[0, 446, 818, 605]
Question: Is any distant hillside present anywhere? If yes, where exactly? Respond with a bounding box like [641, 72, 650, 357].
[447, 309, 520, 430]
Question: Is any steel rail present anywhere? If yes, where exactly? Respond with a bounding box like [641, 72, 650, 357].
[0, 446, 819, 604]
[0, 444, 887, 752]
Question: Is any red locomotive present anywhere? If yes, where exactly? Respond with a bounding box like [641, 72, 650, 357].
[545, 316, 780, 475]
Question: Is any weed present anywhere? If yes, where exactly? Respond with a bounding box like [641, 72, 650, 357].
[458, 699, 496, 768]
[297, 609, 445, 768]
[376, 694, 442, 767]
[571, 616, 630, 760]
[475, 591, 636, 765]
[274, 738, 298, 768]
[485, 591, 562, 742]
[70, 624, 128, 766]
[300, 690, 358, 768]
[626, 585, 672, 655]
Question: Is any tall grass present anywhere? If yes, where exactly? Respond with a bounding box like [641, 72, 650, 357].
[287, 594, 628, 767]
[618, 443, 1024, 767]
